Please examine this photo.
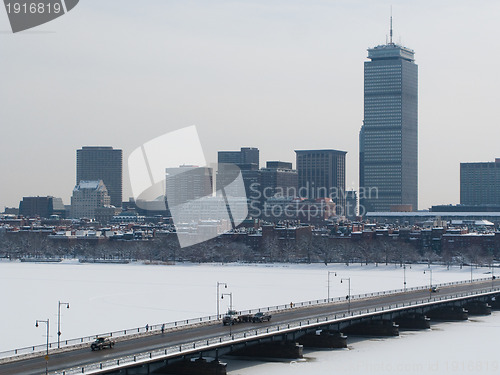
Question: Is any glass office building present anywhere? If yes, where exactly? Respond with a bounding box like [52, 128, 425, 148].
[359, 41, 418, 213]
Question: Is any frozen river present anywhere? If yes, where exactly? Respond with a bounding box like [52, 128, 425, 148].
[0, 260, 498, 374]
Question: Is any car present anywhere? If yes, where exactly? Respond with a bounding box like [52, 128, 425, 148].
[252, 312, 272, 323]
[91, 337, 115, 351]
[430, 286, 439, 293]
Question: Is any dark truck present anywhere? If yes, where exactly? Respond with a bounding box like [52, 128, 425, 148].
[91, 337, 115, 351]
[222, 310, 271, 325]
[222, 310, 240, 325]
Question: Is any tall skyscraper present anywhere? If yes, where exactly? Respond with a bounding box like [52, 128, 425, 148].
[359, 19, 418, 213]
[460, 159, 500, 206]
[76, 146, 123, 208]
[295, 149, 346, 211]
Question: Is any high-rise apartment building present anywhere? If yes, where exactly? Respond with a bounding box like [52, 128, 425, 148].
[460, 159, 500, 206]
[295, 149, 347, 211]
[359, 22, 418, 213]
[76, 146, 123, 208]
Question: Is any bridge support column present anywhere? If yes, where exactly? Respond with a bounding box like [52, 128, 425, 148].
[229, 341, 303, 359]
[489, 296, 500, 310]
[156, 358, 227, 375]
[463, 301, 491, 315]
[298, 330, 347, 349]
[342, 320, 399, 336]
[394, 313, 430, 329]
[426, 306, 468, 321]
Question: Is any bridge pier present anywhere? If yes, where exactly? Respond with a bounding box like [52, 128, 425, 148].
[489, 296, 500, 309]
[297, 330, 347, 349]
[342, 319, 399, 336]
[155, 357, 227, 375]
[426, 306, 468, 321]
[229, 341, 303, 359]
[463, 301, 491, 315]
[394, 313, 430, 330]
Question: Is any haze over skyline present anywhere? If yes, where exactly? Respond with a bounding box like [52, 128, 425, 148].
[1, 0, 499, 211]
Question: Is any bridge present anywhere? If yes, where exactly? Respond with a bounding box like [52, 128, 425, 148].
[2, 277, 499, 375]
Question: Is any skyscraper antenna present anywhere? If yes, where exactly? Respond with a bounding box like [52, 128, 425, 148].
[390, 6, 393, 45]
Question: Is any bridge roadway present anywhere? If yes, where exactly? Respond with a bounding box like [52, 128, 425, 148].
[2, 279, 500, 375]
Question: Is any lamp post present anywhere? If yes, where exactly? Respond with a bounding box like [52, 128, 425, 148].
[35, 319, 49, 375]
[216, 282, 227, 319]
[492, 263, 496, 289]
[403, 264, 407, 292]
[221, 292, 233, 336]
[470, 262, 473, 283]
[57, 301, 70, 349]
[327, 271, 337, 301]
[221, 292, 233, 311]
[340, 278, 351, 313]
[424, 268, 432, 299]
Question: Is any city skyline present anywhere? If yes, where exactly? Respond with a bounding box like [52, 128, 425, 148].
[1, 1, 499, 210]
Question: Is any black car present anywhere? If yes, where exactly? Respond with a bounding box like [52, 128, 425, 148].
[91, 337, 115, 351]
[252, 312, 272, 323]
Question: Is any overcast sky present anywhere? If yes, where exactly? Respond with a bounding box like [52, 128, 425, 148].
[1, 0, 499, 211]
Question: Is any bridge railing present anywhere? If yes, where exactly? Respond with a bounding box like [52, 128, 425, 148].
[0, 275, 495, 361]
[54, 284, 500, 375]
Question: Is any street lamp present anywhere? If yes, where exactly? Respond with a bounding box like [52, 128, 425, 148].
[403, 264, 407, 292]
[470, 262, 473, 283]
[221, 292, 233, 336]
[424, 268, 433, 299]
[492, 263, 496, 289]
[327, 271, 337, 301]
[216, 282, 227, 319]
[221, 292, 233, 311]
[35, 319, 49, 375]
[57, 301, 70, 349]
[340, 278, 351, 313]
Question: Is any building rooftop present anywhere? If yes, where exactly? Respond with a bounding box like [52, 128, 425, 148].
[294, 149, 347, 154]
[368, 43, 415, 62]
[81, 146, 115, 150]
